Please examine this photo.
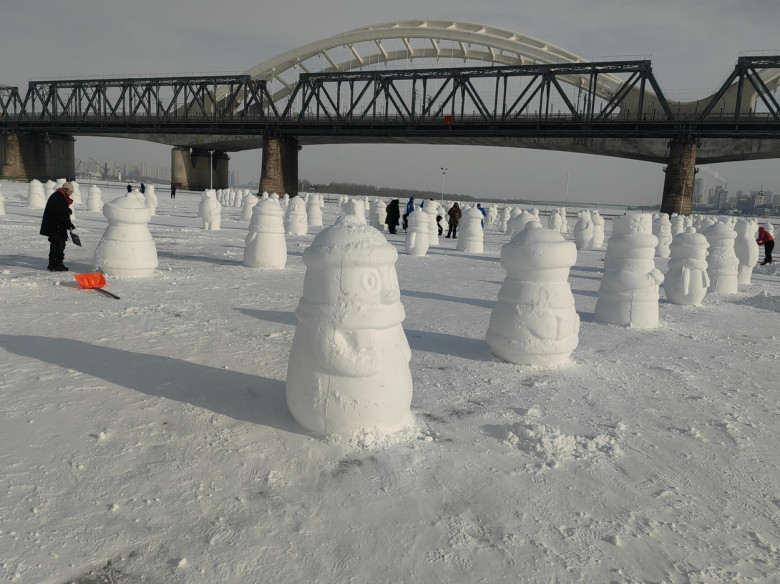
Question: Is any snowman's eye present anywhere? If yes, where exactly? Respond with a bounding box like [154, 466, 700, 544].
[361, 270, 380, 294]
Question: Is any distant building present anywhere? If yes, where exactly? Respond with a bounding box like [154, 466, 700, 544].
[693, 177, 705, 204]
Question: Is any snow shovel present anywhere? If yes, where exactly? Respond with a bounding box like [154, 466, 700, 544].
[74, 273, 120, 299]
[69, 231, 82, 247]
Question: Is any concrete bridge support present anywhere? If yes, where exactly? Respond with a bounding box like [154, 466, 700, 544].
[171, 146, 229, 191]
[0, 132, 75, 181]
[661, 136, 699, 216]
[260, 136, 299, 196]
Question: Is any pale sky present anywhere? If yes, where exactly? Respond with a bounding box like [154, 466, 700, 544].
[3, 0, 779, 204]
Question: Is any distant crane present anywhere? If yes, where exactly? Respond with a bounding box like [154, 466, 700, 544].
[88, 157, 109, 180]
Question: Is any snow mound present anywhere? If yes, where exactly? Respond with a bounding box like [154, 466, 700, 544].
[501, 421, 621, 470]
[743, 289, 780, 312]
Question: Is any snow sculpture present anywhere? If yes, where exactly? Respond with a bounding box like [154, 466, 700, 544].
[425, 201, 441, 246]
[44, 180, 57, 197]
[244, 198, 287, 269]
[233, 189, 243, 208]
[55, 178, 66, 190]
[262, 191, 270, 200]
[27, 180, 47, 209]
[69, 181, 82, 204]
[240, 193, 259, 221]
[559, 207, 569, 234]
[405, 210, 430, 257]
[507, 210, 539, 239]
[664, 227, 710, 306]
[198, 189, 222, 230]
[281, 193, 290, 209]
[285, 196, 308, 235]
[144, 184, 158, 215]
[456, 207, 485, 253]
[307, 194, 323, 227]
[671, 214, 685, 237]
[703, 220, 739, 294]
[487, 204, 498, 226]
[342, 199, 367, 224]
[86, 185, 103, 212]
[548, 208, 562, 233]
[369, 199, 387, 231]
[285, 214, 414, 438]
[763, 221, 775, 237]
[734, 219, 760, 286]
[653, 214, 673, 258]
[591, 211, 605, 248]
[94, 190, 158, 278]
[573, 210, 595, 251]
[498, 207, 512, 233]
[486, 222, 579, 365]
[594, 214, 664, 328]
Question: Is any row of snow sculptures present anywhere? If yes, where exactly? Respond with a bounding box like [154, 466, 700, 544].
[548, 208, 563, 233]
[369, 199, 387, 231]
[665, 227, 710, 306]
[456, 207, 485, 253]
[94, 190, 158, 278]
[653, 213, 673, 258]
[27, 180, 47, 209]
[285, 197, 308, 235]
[595, 214, 664, 329]
[199, 189, 222, 230]
[286, 214, 414, 438]
[507, 210, 538, 238]
[405, 209, 430, 256]
[497, 207, 512, 232]
[734, 218, 760, 285]
[86, 185, 103, 212]
[240, 192, 259, 221]
[307, 193, 323, 227]
[244, 198, 286, 269]
[486, 222, 580, 365]
[573, 210, 595, 250]
[703, 220, 739, 294]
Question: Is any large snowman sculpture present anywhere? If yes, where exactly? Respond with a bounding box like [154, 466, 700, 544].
[456, 207, 485, 253]
[733, 218, 759, 286]
[94, 190, 158, 277]
[664, 227, 710, 306]
[486, 222, 579, 366]
[285, 214, 414, 438]
[198, 189, 222, 230]
[405, 209, 430, 257]
[86, 185, 103, 212]
[594, 213, 664, 328]
[703, 220, 739, 294]
[244, 198, 287, 269]
[27, 180, 47, 209]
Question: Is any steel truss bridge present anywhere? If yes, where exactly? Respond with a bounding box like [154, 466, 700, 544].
[1, 19, 780, 164]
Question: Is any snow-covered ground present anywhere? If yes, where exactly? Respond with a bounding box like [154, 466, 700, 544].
[0, 181, 778, 584]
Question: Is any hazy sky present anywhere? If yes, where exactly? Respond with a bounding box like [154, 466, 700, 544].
[3, 0, 779, 204]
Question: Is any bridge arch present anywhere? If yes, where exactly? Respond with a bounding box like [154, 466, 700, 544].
[242, 20, 625, 105]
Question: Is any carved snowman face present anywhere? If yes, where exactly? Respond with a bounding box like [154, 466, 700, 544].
[338, 263, 400, 306]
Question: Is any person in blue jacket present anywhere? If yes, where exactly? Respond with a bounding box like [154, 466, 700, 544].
[403, 196, 415, 231]
[477, 203, 487, 228]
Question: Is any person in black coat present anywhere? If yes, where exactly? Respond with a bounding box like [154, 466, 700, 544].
[126, 183, 132, 192]
[40, 182, 76, 271]
[385, 199, 401, 234]
[140, 183, 146, 194]
[170, 184, 176, 199]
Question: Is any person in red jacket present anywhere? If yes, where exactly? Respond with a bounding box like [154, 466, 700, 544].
[40, 182, 76, 271]
[756, 226, 774, 265]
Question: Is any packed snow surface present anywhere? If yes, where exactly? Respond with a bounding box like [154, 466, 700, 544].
[0, 181, 778, 584]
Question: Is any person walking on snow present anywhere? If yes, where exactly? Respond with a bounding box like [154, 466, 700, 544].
[385, 199, 401, 234]
[170, 184, 176, 199]
[446, 202, 462, 239]
[756, 226, 774, 265]
[40, 181, 76, 271]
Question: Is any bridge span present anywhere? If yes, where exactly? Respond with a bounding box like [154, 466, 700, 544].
[2, 20, 780, 214]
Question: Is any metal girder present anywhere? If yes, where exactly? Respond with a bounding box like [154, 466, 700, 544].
[699, 56, 780, 119]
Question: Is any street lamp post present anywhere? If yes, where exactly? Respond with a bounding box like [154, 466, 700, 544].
[209, 150, 215, 189]
[440, 167, 447, 201]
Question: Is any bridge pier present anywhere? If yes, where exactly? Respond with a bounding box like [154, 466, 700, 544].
[661, 136, 699, 216]
[171, 146, 229, 191]
[0, 132, 75, 181]
[260, 136, 299, 196]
